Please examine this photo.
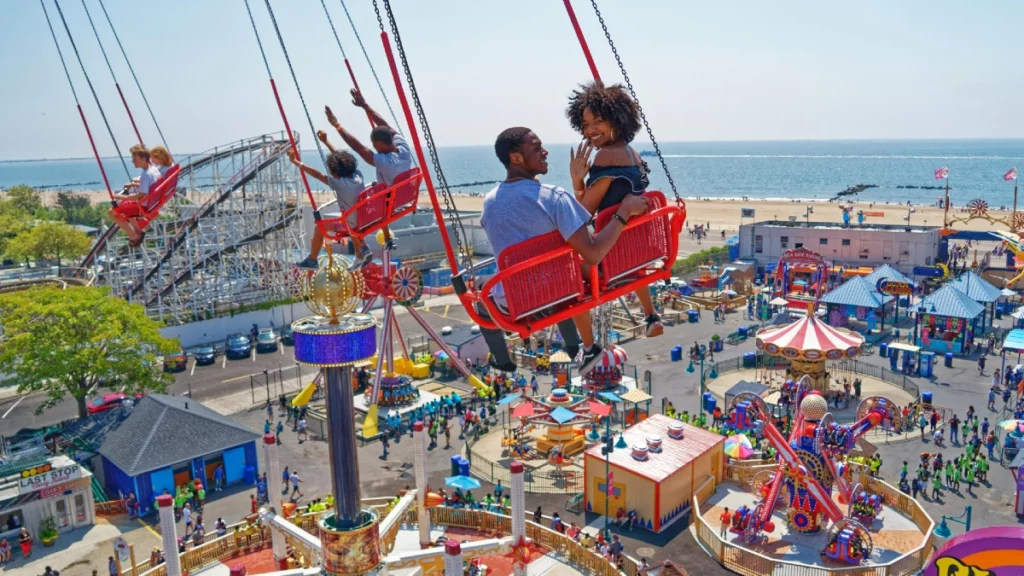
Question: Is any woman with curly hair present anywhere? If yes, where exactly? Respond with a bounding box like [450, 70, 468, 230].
[566, 81, 662, 337]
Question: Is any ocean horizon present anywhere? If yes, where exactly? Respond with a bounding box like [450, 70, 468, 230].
[3, 138, 1022, 207]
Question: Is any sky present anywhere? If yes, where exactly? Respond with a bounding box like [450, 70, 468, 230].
[1, 0, 1023, 160]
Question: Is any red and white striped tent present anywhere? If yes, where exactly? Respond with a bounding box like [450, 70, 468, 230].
[755, 314, 864, 361]
[598, 345, 628, 368]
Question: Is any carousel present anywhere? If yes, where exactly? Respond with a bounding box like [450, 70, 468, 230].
[515, 388, 597, 458]
[754, 309, 865, 394]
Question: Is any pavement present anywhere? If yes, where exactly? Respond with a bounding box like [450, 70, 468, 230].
[5, 278, 1024, 576]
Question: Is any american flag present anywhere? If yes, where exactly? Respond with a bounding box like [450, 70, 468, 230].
[1005, 168, 1019, 182]
[934, 167, 949, 180]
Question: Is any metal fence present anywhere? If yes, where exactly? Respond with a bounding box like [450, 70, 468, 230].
[247, 363, 317, 406]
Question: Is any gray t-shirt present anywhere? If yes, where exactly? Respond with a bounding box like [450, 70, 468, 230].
[373, 134, 413, 185]
[327, 170, 365, 226]
[479, 180, 591, 303]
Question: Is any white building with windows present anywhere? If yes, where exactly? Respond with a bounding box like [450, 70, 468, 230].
[0, 455, 95, 543]
[737, 220, 942, 274]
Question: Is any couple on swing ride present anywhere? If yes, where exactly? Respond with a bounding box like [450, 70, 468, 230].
[478, 81, 669, 377]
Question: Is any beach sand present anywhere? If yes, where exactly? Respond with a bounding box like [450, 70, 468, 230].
[29, 188, 1003, 236]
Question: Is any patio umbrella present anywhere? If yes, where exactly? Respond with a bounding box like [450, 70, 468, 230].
[1012, 307, 1024, 320]
[724, 434, 754, 459]
[998, 419, 1024, 432]
[769, 297, 790, 306]
[721, 289, 738, 297]
[1001, 288, 1017, 298]
[512, 403, 535, 419]
[445, 475, 482, 490]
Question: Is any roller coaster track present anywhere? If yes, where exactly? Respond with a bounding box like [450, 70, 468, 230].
[124, 142, 288, 299]
[71, 138, 287, 279]
[145, 203, 300, 305]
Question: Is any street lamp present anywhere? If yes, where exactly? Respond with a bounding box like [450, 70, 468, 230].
[690, 348, 708, 417]
[598, 392, 623, 539]
[934, 505, 972, 538]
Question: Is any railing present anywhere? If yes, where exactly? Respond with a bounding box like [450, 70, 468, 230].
[712, 354, 921, 400]
[95, 499, 128, 517]
[691, 472, 934, 576]
[135, 525, 272, 576]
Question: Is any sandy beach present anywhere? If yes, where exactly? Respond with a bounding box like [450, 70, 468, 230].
[30, 188, 1003, 236]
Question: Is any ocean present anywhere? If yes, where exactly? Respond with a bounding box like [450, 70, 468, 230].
[3, 139, 1023, 207]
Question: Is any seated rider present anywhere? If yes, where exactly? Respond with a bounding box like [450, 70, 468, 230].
[478, 128, 649, 375]
[150, 146, 175, 178]
[108, 144, 163, 247]
[293, 141, 371, 271]
[566, 81, 663, 337]
[324, 88, 414, 252]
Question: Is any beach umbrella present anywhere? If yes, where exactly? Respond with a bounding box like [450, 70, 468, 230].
[769, 297, 790, 306]
[512, 403, 535, 419]
[721, 289, 738, 297]
[724, 434, 754, 459]
[1001, 288, 1017, 298]
[998, 419, 1024, 432]
[445, 475, 482, 490]
[1012, 307, 1024, 321]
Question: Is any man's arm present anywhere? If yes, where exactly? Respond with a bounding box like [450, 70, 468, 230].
[351, 88, 388, 129]
[565, 194, 648, 265]
[325, 105, 374, 165]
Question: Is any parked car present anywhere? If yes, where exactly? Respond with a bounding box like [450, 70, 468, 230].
[225, 334, 252, 359]
[87, 392, 143, 414]
[194, 346, 217, 366]
[163, 349, 187, 372]
[256, 329, 278, 353]
[280, 327, 294, 346]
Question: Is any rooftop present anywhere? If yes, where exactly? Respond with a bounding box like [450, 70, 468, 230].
[743, 220, 937, 233]
[98, 394, 260, 476]
[818, 275, 894, 309]
[584, 414, 724, 483]
[907, 284, 986, 320]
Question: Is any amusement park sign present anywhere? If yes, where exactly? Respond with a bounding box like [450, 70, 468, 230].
[780, 248, 825, 267]
[876, 279, 913, 296]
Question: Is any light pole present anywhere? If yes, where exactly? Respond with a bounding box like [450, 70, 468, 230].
[598, 394, 625, 539]
[934, 505, 972, 538]
[688, 348, 707, 418]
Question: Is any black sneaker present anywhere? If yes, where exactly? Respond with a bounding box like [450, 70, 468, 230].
[296, 257, 319, 270]
[645, 314, 664, 337]
[488, 357, 518, 373]
[386, 238, 398, 252]
[576, 344, 604, 377]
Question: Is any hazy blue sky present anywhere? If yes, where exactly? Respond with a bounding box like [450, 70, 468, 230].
[2, 0, 1022, 160]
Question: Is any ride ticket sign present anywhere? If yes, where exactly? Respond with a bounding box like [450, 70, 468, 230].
[18, 463, 82, 495]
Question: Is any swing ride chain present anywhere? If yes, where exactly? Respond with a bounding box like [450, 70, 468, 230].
[374, 0, 475, 274]
[339, 0, 402, 129]
[319, 0, 350, 60]
[261, 0, 329, 169]
[589, 0, 681, 205]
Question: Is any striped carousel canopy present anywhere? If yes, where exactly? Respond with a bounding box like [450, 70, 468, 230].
[754, 313, 864, 361]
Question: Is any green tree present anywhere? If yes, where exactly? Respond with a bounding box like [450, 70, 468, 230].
[5, 221, 91, 274]
[5, 185, 42, 214]
[0, 286, 178, 418]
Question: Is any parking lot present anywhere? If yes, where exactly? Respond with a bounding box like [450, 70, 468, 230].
[0, 297, 476, 433]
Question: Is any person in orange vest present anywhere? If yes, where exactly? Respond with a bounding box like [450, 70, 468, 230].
[712, 406, 723, 427]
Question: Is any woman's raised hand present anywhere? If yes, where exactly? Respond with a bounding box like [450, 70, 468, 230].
[569, 140, 594, 187]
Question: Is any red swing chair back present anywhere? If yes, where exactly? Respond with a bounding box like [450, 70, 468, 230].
[471, 191, 684, 336]
[113, 164, 182, 231]
[318, 167, 424, 241]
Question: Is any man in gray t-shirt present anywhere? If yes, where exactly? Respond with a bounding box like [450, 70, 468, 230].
[478, 127, 648, 376]
[287, 148, 374, 270]
[326, 89, 414, 251]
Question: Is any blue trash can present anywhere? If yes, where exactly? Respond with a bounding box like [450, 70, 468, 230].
[688, 310, 699, 323]
[671, 345, 682, 362]
[921, 391, 933, 406]
[451, 455, 462, 476]
[243, 465, 256, 486]
[704, 395, 717, 414]
[743, 352, 756, 368]
[457, 457, 470, 477]
[920, 352, 935, 378]
[878, 342, 888, 359]
[944, 352, 954, 368]
[738, 326, 749, 339]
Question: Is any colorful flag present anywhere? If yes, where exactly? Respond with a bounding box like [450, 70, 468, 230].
[1005, 168, 1019, 182]
[934, 167, 949, 180]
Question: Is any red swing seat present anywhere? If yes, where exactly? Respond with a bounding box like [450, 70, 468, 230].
[111, 164, 182, 231]
[456, 191, 685, 338]
[316, 167, 423, 242]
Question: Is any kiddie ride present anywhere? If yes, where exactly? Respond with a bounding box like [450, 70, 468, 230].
[732, 391, 902, 565]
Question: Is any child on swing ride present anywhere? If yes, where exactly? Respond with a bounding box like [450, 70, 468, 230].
[108, 144, 163, 248]
[566, 81, 663, 337]
[290, 146, 370, 271]
[478, 127, 650, 375]
[150, 146, 175, 178]
[324, 88, 414, 250]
